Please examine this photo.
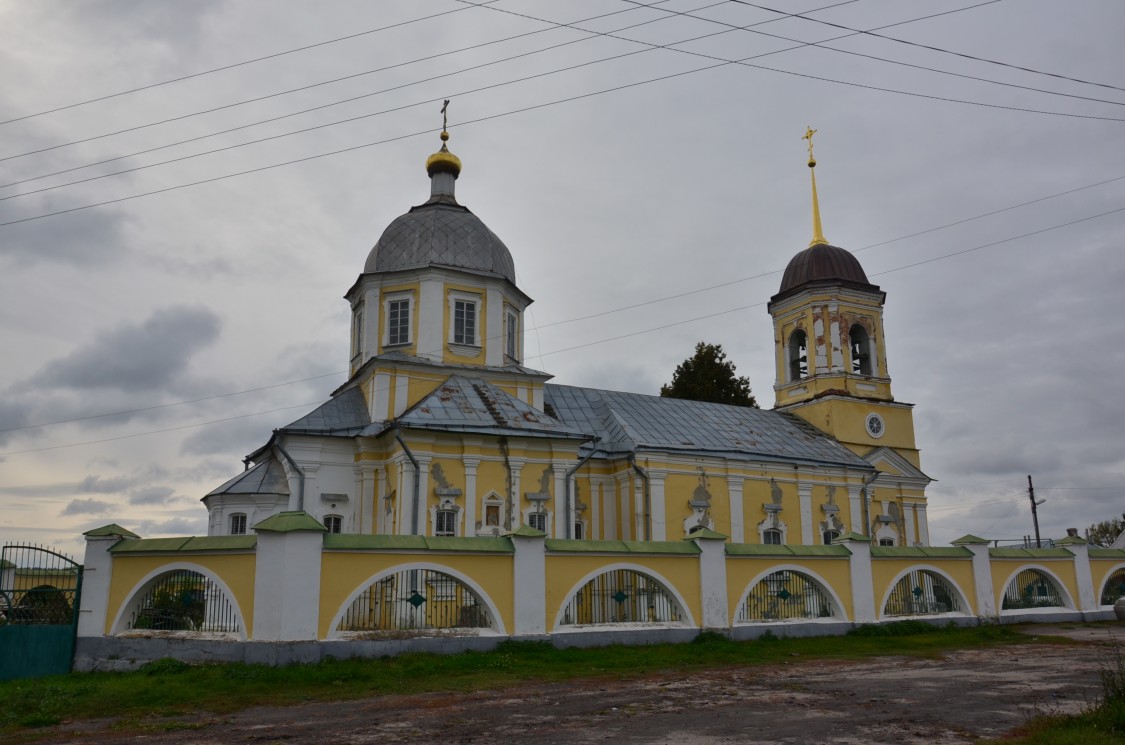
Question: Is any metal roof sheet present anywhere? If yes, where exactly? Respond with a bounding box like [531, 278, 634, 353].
[545, 384, 872, 469]
[206, 458, 291, 497]
[376, 375, 591, 440]
[281, 386, 369, 435]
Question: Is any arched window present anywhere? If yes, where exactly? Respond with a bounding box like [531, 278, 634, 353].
[527, 511, 547, 533]
[849, 324, 873, 376]
[788, 330, 808, 381]
[324, 515, 343, 534]
[823, 530, 840, 545]
[763, 529, 783, 545]
[879, 537, 895, 546]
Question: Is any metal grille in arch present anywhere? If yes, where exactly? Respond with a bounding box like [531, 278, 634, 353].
[884, 569, 961, 617]
[336, 569, 493, 633]
[559, 569, 681, 626]
[739, 570, 837, 622]
[126, 570, 240, 633]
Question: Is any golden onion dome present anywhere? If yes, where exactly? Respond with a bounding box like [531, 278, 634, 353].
[425, 130, 462, 178]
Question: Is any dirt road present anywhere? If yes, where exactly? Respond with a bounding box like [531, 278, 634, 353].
[36, 625, 1125, 745]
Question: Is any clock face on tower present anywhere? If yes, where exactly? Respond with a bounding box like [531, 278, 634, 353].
[865, 413, 885, 438]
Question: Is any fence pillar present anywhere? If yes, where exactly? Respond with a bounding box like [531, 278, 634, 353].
[508, 525, 547, 635]
[252, 511, 326, 641]
[952, 534, 996, 618]
[838, 532, 875, 622]
[688, 528, 729, 630]
[78, 524, 139, 637]
[1057, 535, 1099, 615]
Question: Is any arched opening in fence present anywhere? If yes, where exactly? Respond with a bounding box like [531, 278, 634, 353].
[1001, 568, 1067, 610]
[120, 569, 242, 634]
[335, 568, 496, 634]
[1100, 567, 1125, 606]
[883, 569, 963, 617]
[737, 570, 840, 622]
[558, 568, 683, 626]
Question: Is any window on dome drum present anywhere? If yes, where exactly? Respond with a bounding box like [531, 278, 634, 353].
[351, 307, 363, 362]
[788, 330, 808, 381]
[435, 509, 456, 536]
[387, 298, 410, 346]
[229, 513, 247, 535]
[763, 529, 782, 545]
[528, 512, 547, 533]
[849, 324, 873, 375]
[506, 309, 518, 360]
[823, 530, 840, 545]
[324, 515, 342, 534]
[454, 299, 477, 345]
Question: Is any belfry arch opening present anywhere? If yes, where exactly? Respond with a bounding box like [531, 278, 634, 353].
[787, 330, 808, 382]
[849, 324, 873, 376]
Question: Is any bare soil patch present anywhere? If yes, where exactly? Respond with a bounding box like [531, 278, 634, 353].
[31, 624, 1125, 745]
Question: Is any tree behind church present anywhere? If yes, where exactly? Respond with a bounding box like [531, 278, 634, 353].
[1086, 512, 1125, 547]
[660, 342, 758, 408]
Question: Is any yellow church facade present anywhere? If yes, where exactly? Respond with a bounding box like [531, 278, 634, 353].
[201, 128, 929, 552]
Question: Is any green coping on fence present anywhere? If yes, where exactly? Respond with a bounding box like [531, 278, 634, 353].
[988, 547, 1074, 559]
[110, 536, 257, 553]
[724, 543, 851, 557]
[870, 546, 974, 559]
[544, 539, 701, 555]
[1090, 548, 1125, 559]
[323, 534, 514, 552]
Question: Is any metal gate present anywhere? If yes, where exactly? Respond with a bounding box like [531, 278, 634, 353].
[0, 544, 84, 681]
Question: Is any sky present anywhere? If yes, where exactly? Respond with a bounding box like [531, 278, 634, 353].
[1, 0, 1123, 556]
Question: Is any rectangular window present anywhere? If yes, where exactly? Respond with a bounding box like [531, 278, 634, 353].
[454, 299, 476, 345]
[352, 307, 363, 360]
[763, 529, 782, 545]
[324, 515, 342, 533]
[506, 310, 518, 360]
[435, 510, 456, 536]
[388, 298, 410, 346]
[528, 512, 547, 532]
[573, 521, 584, 540]
[230, 514, 247, 535]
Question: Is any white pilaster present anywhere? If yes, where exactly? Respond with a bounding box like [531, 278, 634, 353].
[903, 502, 917, 546]
[252, 517, 324, 641]
[952, 538, 996, 618]
[552, 463, 568, 538]
[417, 277, 443, 362]
[485, 287, 503, 367]
[649, 470, 667, 541]
[1062, 540, 1099, 613]
[727, 476, 745, 543]
[393, 373, 410, 417]
[916, 504, 930, 546]
[362, 286, 380, 364]
[798, 483, 813, 545]
[618, 473, 631, 540]
[848, 485, 862, 533]
[827, 302, 843, 372]
[77, 533, 122, 637]
[359, 464, 377, 534]
[509, 459, 524, 532]
[373, 372, 391, 421]
[463, 457, 479, 536]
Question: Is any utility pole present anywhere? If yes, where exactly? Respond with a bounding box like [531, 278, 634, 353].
[1027, 474, 1045, 548]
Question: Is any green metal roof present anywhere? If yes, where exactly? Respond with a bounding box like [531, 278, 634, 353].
[505, 525, 547, 538]
[833, 531, 871, 543]
[683, 527, 728, 541]
[323, 534, 514, 553]
[83, 523, 140, 539]
[545, 539, 700, 555]
[1090, 548, 1125, 559]
[871, 546, 973, 559]
[110, 536, 257, 553]
[988, 547, 1073, 559]
[951, 534, 989, 545]
[254, 511, 326, 533]
[1056, 536, 1088, 546]
[725, 543, 851, 557]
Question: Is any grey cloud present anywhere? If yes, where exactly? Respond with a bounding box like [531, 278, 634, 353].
[137, 516, 207, 536]
[128, 486, 176, 505]
[80, 474, 137, 494]
[34, 306, 221, 393]
[180, 414, 275, 457]
[0, 200, 133, 267]
[61, 498, 114, 516]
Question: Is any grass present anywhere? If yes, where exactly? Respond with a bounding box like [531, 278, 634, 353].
[0, 623, 1048, 738]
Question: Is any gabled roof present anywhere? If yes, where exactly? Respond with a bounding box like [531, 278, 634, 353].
[545, 384, 872, 469]
[206, 458, 290, 497]
[368, 375, 591, 440]
[864, 446, 933, 482]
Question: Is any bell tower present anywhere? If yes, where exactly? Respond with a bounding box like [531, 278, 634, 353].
[767, 128, 922, 473]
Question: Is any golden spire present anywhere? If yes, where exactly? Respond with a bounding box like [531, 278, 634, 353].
[426, 99, 462, 179]
[803, 126, 827, 247]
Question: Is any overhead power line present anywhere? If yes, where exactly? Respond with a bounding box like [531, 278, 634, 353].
[0, 2, 503, 127]
[7, 173, 1120, 436]
[614, 0, 1125, 107]
[732, 0, 1125, 94]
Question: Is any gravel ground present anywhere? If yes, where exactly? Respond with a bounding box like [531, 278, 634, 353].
[30, 623, 1125, 745]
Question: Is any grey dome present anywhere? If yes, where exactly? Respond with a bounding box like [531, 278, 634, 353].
[364, 198, 516, 283]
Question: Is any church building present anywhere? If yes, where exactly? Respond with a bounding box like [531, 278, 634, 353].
[202, 126, 932, 549]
